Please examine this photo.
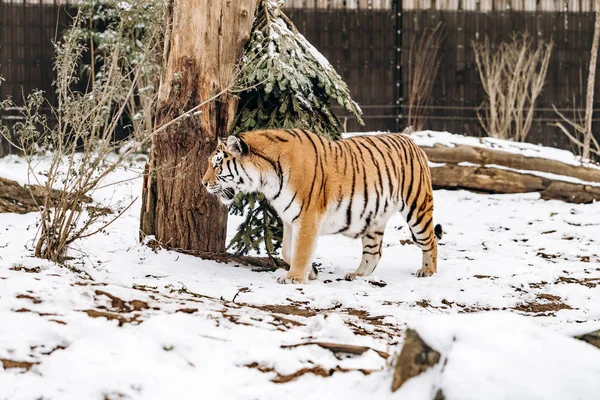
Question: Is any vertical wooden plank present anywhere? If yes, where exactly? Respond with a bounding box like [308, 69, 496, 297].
[539, 0, 555, 11]
[346, 0, 358, 9]
[463, 0, 477, 10]
[567, 0, 579, 12]
[315, 0, 327, 9]
[420, 0, 433, 10]
[581, 0, 592, 11]
[480, 0, 493, 12]
[404, 0, 416, 10]
[523, 0, 536, 11]
[330, 0, 344, 9]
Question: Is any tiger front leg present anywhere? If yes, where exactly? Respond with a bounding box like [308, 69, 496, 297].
[345, 230, 384, 281]
[277, 217, 320, 284]
[281, 222, 317, 280]
[281, 222, 293, 265]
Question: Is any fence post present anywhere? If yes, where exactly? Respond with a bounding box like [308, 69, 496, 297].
[394, 0, 403, 131]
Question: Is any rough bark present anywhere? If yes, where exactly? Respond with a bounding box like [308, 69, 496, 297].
[583, 3, 600, 160]
[140, 0, 257, 252]
[541, 181, 600, 204]
[430, 164, 548, 193]
[421, 144, 600, 183]
[429, 164, 600, 204]
[392, 329, 441, 392]
[0, 177, 92, 214]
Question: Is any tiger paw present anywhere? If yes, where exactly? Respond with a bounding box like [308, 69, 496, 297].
[415, 268, 435, 277]
[344, 272, 364, 281]
[277, 275, 306, 284]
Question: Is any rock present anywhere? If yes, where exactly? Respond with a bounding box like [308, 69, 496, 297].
[575, 329, 600, 350]
[391, 328, 441, 392]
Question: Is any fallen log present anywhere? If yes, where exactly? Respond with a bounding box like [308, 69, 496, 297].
[420, 143, 600, 183]
[429, 164, 600, 204]
[430, 164, 548, 194]
[0, 177, 92, 214]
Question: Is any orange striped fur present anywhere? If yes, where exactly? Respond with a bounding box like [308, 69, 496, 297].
[202, 129, 443, 284]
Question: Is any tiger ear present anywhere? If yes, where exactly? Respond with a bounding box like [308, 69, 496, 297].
[227, 135, 248, 156]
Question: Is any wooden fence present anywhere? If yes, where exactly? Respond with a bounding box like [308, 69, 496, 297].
[2, 1, 600, 156]
[285, 0, 600, 11]
[287, 3, 600, 150]
[0, 0, 72, 156]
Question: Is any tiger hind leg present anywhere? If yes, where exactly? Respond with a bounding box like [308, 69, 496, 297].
[345, 230, 384, 281]
[407, 208, 441, 278]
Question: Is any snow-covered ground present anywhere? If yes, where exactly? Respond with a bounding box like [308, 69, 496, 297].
[1, 132, 599, 399]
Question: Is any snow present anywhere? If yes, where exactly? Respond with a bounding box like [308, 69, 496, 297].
[403, 313, 600, 400]
[1, 132, 600, 399]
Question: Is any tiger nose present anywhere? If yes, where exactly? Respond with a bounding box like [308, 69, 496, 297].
[202, 180, 209, 188]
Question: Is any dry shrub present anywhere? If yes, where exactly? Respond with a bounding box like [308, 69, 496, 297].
[406, 22, 444, 131]
[552, 100, 600, 161]
[552, 8, 600, 162]
[473, 33, 553, 142]
[0, 2, 164, 262]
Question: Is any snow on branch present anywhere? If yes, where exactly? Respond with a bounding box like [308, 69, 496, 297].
[232, 0, 363, 139]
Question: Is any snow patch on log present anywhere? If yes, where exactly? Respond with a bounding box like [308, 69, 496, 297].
[412, 130, 600, 169]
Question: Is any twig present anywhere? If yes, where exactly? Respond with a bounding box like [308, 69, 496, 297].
[281, 342, 390, 359]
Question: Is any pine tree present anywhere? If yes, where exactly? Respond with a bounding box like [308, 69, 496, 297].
[228, 0, 363, 258]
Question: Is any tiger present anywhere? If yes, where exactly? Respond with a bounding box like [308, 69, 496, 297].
[202, 129, 443, 284]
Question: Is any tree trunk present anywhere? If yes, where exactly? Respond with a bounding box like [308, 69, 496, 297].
[583, 2, 600, 160]
[140, 0, 257, 251]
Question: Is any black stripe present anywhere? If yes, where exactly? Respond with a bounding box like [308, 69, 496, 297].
[415, 217, 433, 237]
[302, 130, 320, 210]
[317, 135, 328, 165]
[284, 191, 297, 213]
[272, 135, 289, 143]
[238, 162, 253, 183]
[366, 136, 394, 198]
[285, 129, 300, 140]
[292, 209, 302, 223]
[382, 136, 403, 200]
[363, 244, 378, 249]
[411, 196, 431, 230]
[360, 211, 373, 235]
[400, 139, 414, 211]
[357, 141, 383, 216]
[272, 157, 285, 200]
[335, 143, 356, 234]
[231, 158, 240, 176]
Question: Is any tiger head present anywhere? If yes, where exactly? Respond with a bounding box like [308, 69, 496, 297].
[202, 135, 250, 205]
